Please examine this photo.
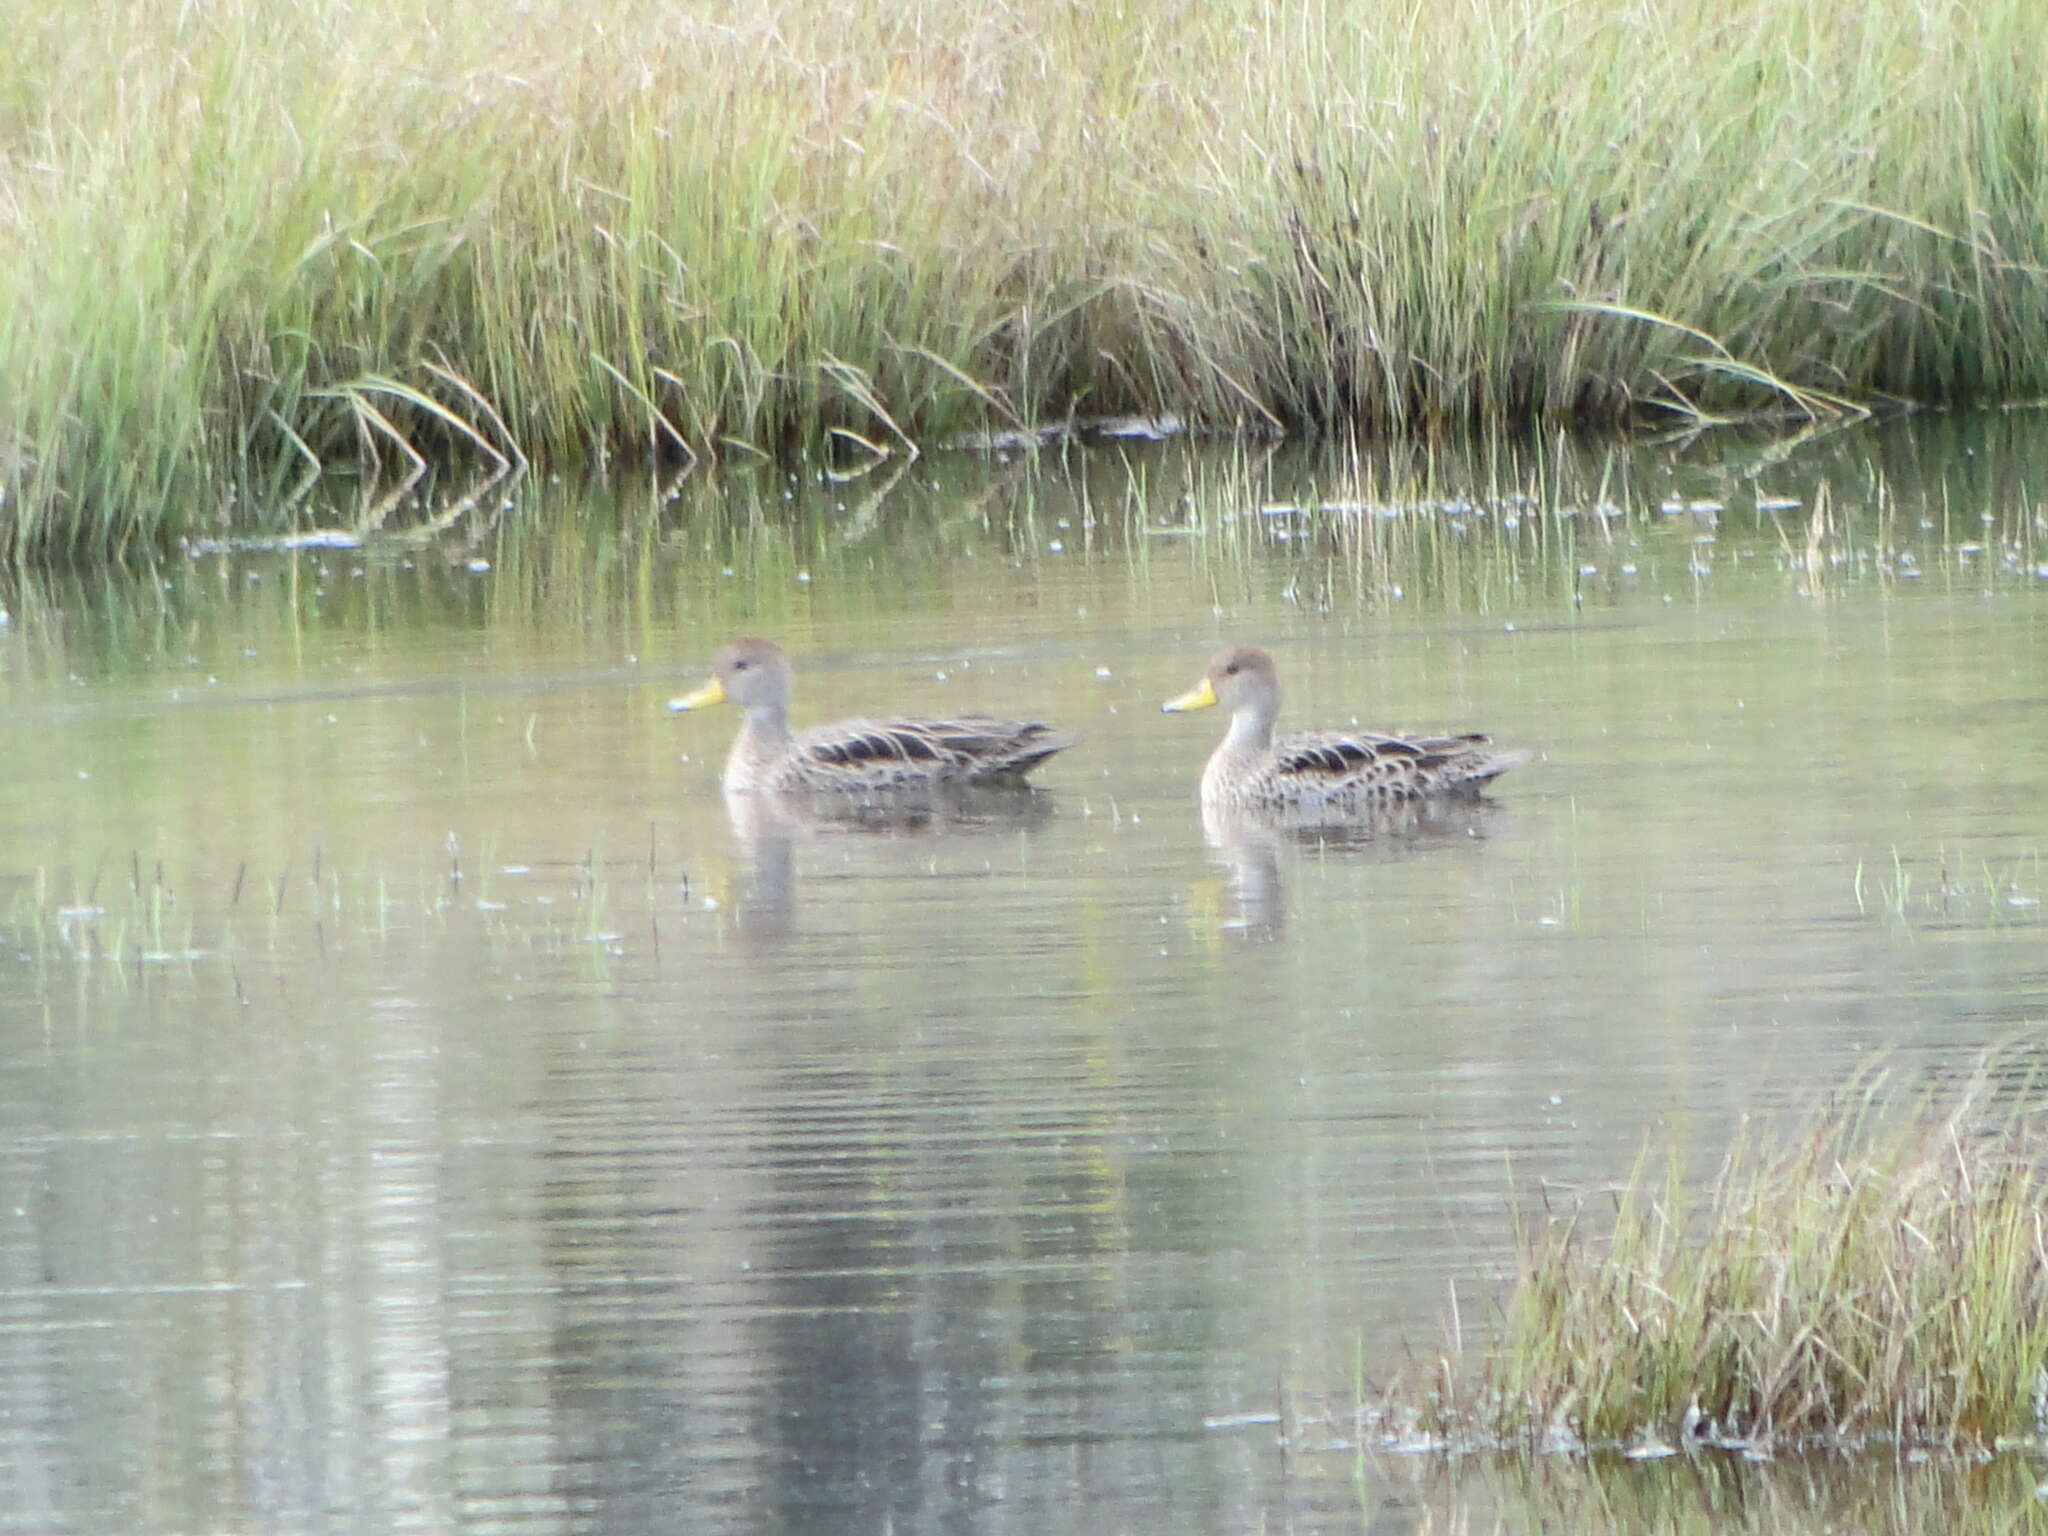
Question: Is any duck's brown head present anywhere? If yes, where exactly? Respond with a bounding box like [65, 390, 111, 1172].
[1161, 645, 1280, 715]
[669, 637, 794, 713]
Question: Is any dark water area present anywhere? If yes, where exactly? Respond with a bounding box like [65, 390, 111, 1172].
[4, 415, 2048, 1532]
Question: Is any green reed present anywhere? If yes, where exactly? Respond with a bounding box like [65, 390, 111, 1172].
[6, 0, 2048, 562]
[1407, 1070, 2048, 1456]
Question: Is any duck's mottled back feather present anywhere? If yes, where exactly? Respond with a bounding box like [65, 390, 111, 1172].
[782, 716, 1078, 791]
[1242, 730, 1522, 806]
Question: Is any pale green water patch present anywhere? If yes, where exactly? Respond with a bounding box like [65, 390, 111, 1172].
[3, 415, 2048, 1532]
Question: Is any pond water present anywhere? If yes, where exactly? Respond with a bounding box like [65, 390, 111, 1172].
[3, 415, 2047, 1533]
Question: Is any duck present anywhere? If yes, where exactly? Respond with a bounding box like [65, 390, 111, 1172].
[669, 637, 1079, 795]
[1161, 645, 1525, 809]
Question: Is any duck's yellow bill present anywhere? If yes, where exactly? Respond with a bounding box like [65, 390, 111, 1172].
[667, 676, 726, 712]
[1161, 677, 1218, 713]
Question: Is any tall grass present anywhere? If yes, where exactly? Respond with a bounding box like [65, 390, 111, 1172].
[6, 0, 2048, 558]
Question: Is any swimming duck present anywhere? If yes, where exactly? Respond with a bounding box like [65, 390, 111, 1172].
[1161, 645, 1525, 809]
[670, 638, 1079, 794]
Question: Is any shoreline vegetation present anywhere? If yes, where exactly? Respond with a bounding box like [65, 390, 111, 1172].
[7, 0, 2048, 559]
[1375, 1067, 2048, 1461]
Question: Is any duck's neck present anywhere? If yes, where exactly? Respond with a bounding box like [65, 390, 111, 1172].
[724, 702, 792, 790]
[1203, 697, 1278, 789]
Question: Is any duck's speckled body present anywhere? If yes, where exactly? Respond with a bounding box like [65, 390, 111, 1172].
[1162, 645, 1524, 809]
[671, 638, 1078, 795]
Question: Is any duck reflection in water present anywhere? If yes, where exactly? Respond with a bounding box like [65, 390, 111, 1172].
[1163, 645, 1527, 940]
[1198, 798, 1510, 941]
[670, 637, 1078, 941]
[716, 783, 1061, 943]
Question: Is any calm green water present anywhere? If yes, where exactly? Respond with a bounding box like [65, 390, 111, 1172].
[4, 416, 2047, 1533]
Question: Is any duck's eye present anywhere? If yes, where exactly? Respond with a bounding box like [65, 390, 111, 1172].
[732, 659, 749, 671]
[1224, 663, 1239, 675]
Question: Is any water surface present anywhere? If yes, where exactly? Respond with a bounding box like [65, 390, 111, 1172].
[4, 417, 2047, 1532]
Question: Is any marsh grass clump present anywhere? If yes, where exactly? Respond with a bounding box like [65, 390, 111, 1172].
[9, 0, 2048, 558]
[1422, 1072, 2048, 1457]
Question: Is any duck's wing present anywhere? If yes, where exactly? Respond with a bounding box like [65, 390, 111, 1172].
[1272, 729, 1516, 796]
[793, 715, 1079, 786]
